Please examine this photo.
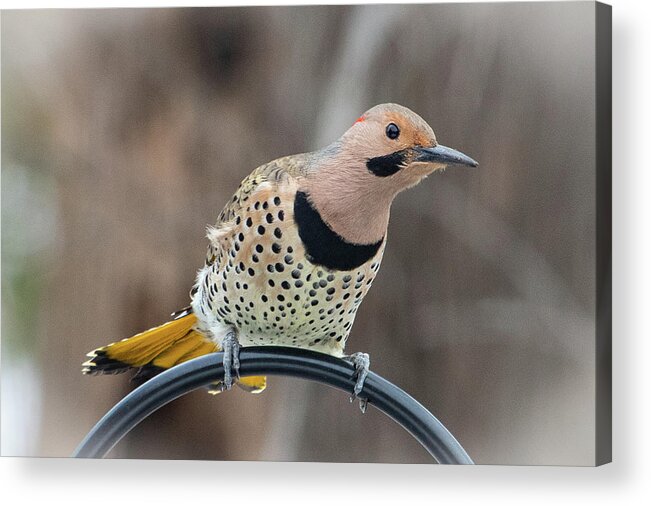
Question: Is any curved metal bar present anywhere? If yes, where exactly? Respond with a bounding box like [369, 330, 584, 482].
[72, 347, 473, 464]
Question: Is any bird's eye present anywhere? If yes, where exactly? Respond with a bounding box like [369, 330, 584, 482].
[386, 123, 400, 140]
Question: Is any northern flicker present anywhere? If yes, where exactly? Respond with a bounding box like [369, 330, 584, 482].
[83, 103, 478, 406]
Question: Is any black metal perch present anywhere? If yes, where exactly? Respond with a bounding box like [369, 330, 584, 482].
[73, 346, 474, 464]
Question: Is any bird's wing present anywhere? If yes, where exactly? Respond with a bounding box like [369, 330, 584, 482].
[205, 153, 309, 266]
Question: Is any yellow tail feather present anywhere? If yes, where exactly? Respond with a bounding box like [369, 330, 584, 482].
[237, 375, 267, 394]
[151, 329, 213, 369]
[82, 312, 267, 394]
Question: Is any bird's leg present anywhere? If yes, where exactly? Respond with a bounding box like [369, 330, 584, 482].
[221, 330, 241, 390]
[343, 352, 370, 413]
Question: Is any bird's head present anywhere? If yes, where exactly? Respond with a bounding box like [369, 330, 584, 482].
[340, 102, 477, 183]
[303, 103, 478, 245]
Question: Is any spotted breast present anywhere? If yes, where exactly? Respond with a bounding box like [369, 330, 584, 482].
[192, 156, 385, 358]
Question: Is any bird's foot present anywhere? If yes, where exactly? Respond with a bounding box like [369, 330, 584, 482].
[221, 330, 241, 390]
[343, 352, 370, 413]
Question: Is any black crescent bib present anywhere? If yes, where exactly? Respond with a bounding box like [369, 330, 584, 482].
[293, 191, 384, 271]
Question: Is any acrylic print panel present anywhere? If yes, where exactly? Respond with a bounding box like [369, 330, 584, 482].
[1, 2, 611, 465]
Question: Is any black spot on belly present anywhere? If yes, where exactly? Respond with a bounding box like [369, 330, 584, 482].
[294, 191, 383, 271]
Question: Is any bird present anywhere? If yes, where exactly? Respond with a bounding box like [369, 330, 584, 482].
[82, 103, 478, 409]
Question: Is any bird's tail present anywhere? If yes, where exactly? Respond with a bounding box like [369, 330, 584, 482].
[82, 309, 266, 394]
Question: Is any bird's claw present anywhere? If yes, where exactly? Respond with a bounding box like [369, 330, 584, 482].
[222, 331, 241, 390]
[344, 352, 370, 413]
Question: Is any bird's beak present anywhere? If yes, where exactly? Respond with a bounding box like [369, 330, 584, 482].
[413, 145, 478, 168]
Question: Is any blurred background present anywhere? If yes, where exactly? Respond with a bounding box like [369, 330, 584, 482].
[1, 3, 597, 465]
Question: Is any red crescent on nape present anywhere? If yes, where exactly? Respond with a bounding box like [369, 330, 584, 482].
[354, 116, 365, 124]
